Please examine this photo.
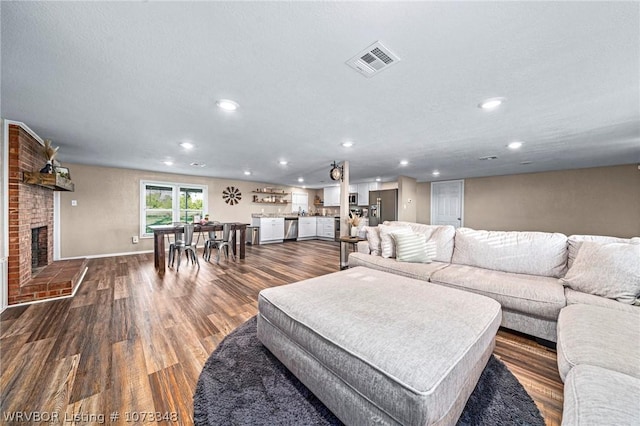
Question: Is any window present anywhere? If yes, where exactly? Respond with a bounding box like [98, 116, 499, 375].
[140, 181, 208, 237]
[291, 192, 309, 214]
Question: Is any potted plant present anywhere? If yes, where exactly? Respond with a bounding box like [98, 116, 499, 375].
[346, 212, 361, 237]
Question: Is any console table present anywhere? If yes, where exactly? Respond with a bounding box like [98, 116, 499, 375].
[151, 223, 248, 276]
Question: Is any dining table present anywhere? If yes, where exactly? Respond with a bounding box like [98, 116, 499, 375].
[150, 222, 248, 276]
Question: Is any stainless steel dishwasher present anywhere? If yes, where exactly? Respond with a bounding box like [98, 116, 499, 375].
[284, 218, 298, 240]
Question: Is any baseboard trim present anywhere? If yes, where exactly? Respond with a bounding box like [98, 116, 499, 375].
[60, 250, 154, 260]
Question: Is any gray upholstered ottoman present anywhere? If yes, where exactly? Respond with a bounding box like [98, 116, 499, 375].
[257, 266, 502, 426]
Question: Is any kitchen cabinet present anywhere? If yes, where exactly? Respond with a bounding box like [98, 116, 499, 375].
[253, 217, 285, 244]
[358, 182, 381, 206]
[323, 186, 341, 206]
[316, 217, 335, 240]
[348, 184, 358, 193]
[297, 217, 317, 239]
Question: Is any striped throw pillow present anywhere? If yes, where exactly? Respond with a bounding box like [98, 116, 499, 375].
[391, 233, 434, 263]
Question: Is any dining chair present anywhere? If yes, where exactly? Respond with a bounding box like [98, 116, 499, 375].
[168, 222, 185, 267]
[171, 223, 200, 271]
[216, 223, 236, 264]
[203, 221, 222, 262]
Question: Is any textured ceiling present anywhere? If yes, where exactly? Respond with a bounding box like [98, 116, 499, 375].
[2, 1, 639, 188]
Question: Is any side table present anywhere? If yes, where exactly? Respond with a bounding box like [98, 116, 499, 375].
[339, 236, 365, 270]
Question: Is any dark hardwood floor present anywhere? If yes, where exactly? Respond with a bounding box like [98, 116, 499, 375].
[0, 240, 563, 425]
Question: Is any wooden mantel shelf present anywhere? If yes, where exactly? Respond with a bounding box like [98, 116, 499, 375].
[23, 171, 75, 191]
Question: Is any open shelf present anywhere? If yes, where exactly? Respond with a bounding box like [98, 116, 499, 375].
[252, 200, 289, 204]
[252, 190, 290, 195]
[23, 172, 75, 191]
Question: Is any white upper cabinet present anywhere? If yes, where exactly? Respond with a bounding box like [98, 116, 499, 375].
[323, 186, 340, 206]
[356, 182, 381, 206]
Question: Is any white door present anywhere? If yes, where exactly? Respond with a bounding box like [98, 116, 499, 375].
[431, 180, 464, 227]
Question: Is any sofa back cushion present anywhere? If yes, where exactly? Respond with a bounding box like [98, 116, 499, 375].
[383, 221, 455, 263]
[560, 242, 640, 304]
[452, 227, 568, 277]
[568, 235, 640, 269]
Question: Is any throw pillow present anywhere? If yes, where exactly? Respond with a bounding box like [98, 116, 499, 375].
[392, 233, 436, 263]
[392, 233, 427, 263]
[364, 226, 382, 256]
[379, 225, 412, 258]
[560, 242, 640, 304]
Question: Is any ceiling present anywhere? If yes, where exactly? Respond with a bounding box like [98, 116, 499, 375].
[2, 1, 639, 188]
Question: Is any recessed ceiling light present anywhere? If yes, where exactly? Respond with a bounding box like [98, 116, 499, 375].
[163, 160, 173, 166]
[341, 141, 354, 148]
[297, 177, 304, 183]
[400, 160, 409, 166]
[180, 142, 194, 150]
[244, 171, 251, 176]
[432, 170, 440, 176]
[375, 178, 381, 182]
[216, 99, 239, 111]
[508, 141, 524, 150]
[302, 185, 307, 189]
[190, 162, 206, 167]
[478, 97, 505, 110]
[279, 160, 288, 166]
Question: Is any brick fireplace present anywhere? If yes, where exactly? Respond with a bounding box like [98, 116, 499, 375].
[6, 123, 86, 305]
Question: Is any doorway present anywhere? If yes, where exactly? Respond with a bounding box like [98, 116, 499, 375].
[430, 180, 464, 227]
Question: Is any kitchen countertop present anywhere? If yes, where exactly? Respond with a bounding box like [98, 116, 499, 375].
[251, 214, 340, 218]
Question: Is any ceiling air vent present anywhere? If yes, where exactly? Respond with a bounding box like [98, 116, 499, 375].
[346, 41, 400, 78]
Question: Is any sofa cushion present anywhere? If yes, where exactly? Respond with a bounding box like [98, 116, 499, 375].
[348, 252, 449, 282]
[383, 221, 455, 263]
[567, 234, 640, 269]
[560, 242, 640, 304]
[556, 304, 640, 381]
[364, 226, 382, 256]
[379, 224, 413, 258]
[562, 365, 640, 426]
[452, 228, 568, 277]
[430, 264, 566, 320]
[564, 288, 640, 313]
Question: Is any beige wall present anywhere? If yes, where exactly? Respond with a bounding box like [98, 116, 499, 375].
[397, 175, 417, 222]
[58, 163, 316, 257]
[58, 163, 639, 257]
[463, 165, 639, 237]
[416, 182, 431, 224]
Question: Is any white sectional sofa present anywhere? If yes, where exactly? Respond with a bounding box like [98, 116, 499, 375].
[349, 221, 640, 425]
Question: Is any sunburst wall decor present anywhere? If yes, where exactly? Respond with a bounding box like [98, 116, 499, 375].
[222, 186, 242, 205]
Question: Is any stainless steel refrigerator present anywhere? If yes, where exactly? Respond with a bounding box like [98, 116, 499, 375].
[368, 189, 398, 226]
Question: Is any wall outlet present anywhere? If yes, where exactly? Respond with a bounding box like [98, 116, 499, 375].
[71, 200, 78, 206]
[132, 236, 139, 244]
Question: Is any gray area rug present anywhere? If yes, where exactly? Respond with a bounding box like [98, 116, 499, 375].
[194, 317, 544, 425]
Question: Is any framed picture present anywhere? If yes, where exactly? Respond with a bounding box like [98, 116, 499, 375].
[56, 167, 71, 180]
